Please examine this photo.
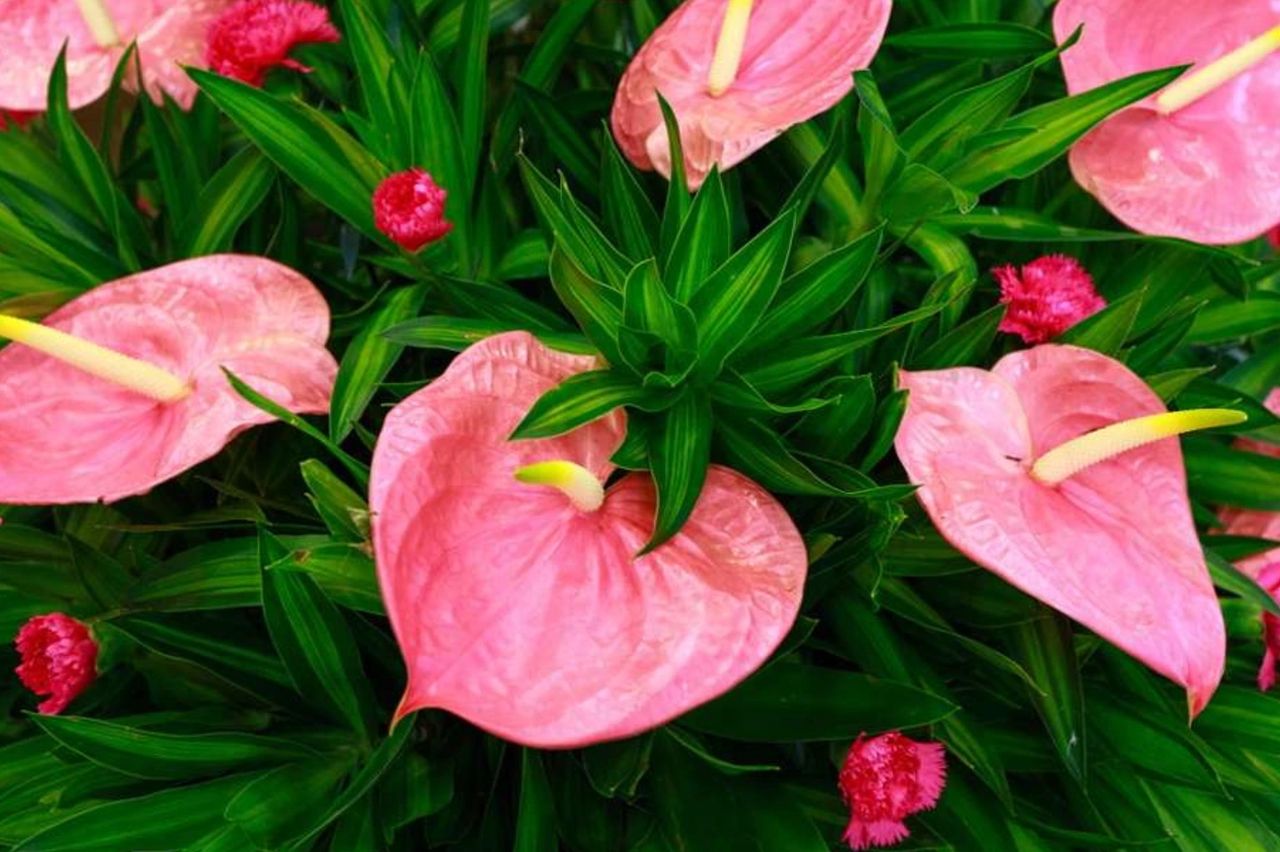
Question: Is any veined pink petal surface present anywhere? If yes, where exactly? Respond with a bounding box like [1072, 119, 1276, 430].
[0, 255, 336, 504]
[1054, 0, 1280, 244]
[610, 0, 892, 189]
[0, 0, 235, 112]
[896, 345, 1225, 715]
[371, 332, 806, 748]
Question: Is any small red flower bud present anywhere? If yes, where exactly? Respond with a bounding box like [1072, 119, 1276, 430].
[14, 613, 98, 715]
[372, 168, 454, 252]
[206, 0, 341, 87]
[995, 255, 1106, 345]
[838, 732, 947, 850]
[0, 110, 37, 131]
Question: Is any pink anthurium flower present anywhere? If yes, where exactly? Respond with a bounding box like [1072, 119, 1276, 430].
[610, 0, 892, 189]
[0, 254, 337, 504]
[0, 0, 238, 112]
[1054, 2, 1280, 244]
[370, 332, 806, 748]
[895, 345, 1239, 715]
[1219, 388, 1280, 689]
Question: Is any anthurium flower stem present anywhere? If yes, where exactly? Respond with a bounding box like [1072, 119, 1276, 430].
[0, 314, 190, 403]
[1156, 26, 1280, 114]
[707, 0, 754, 96]
[514, 460, 605, 511]
[72, 0, 121, 48]
[1030, 409, 1247, 486]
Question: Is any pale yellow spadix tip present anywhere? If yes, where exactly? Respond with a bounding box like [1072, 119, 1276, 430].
[707, 0, 754, 97]
[0, 314, 191, 403]
[1155, 26, 1280, 115]
[1030, 408, 1247, 487]
[514, 460, 605, 512]
[73, 0, 121, 47]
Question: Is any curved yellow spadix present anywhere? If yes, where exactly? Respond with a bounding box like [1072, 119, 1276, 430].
[1156, 26, 1280, 115]
[1030, 408, 1247, 486]
[0, 314, 190, 403]
[514, 460, 605, 512]
[707, 0, 754, 96]
[73, 0, 121, 47]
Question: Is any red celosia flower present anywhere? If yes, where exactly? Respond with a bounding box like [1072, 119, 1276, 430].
[0, 110, 36, 131]
[1255, 563, 1280, 691]
[1268, 226, 1280, 251]
[372, 169, 453, 252]
[14, 613, 98, 715]
[206, 0, 341, 87]
[838, 732, 946, 850]
[995, 255, 1107, 345]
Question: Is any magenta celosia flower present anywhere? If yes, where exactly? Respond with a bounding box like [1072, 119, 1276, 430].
[0, 0, 238, 112]
[838, 732, 946, 850]
[371, 332, 806, 747]
[611, 0, 891, 189]
[0, 255, 338, 504]
[994, 255, 1107, 345]
[896, 345, 1232, 716]
[205, 0, 340, 87]
[15, 613, 98, 715]
[1219, 388, 1280, 690]
[372, 169, 453, 253]
[0, 110, 36, 131]
[1268, 226, 1280, 251]
[1054, 1, 1280, 244]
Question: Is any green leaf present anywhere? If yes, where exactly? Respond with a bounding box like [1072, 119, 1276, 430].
[690, 211, 796, 378]
[12, 773, 256, 852]
[410, 49, 469, 261]
[224, 757, 352, 848]
[911, 303, 1005, 369]
[455, 0, 490, 196]
[31, 716, 313, 782]
[1188, 295, 1280, 344]
[339, 0, 411, 163]
[854, 70, 903, 209]
[330, 284, 427, 442]
[65, 536, 130, 610]
[1185, 438, 1280, 510]
[716, 417, 879, 498]
[665, 168, 731, 301]
[191, 68, 387, 241]
[887, 23, 1055, 59]
[514, 750, 557, 852]
[683, 661, 956, 741]
[601, 136, 660, 261]
[223, 369, 370, 487]
[657, 95, 691, 261]
[1059, 288, 1143, 356]
[259, 529, 376, 738]
[1010, 613, 1087, 782]
[178, 149, 275, 256]
[645, 392, 712, 552]
[1205, 551, 1280, 617]
[300, 459, 369, 542]
[513, 369, 666, 440]
[548, 244, 625, 367]
[947, 66, 1186, 193]
[384, 316, 592, 354]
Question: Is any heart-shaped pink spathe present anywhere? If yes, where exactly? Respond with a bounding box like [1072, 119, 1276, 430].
[370, 332, 806, 748]
[0, 254, 337, 504]
[610, 0, 892, 190]
[1054, 0, 1280, 245]
[895, 344, 1226, 715]
[0, 0, 236, 112]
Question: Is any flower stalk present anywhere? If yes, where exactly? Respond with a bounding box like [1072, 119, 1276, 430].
[1030, 408, 1246, 486]
[1156, 26, 1280, 114]
[0, 314, 190, 403]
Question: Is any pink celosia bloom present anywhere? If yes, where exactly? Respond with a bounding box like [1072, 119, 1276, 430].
[0, 0, 238, 112]
[1218, 388, 1280, 689]
[1054, 1, 1280, 244]
[371, 332, 806, 748]
[895, 345, 1226, 715]
[15, 613, 98, 715]
[995, 255, 1107, 345]
[838, 732, 946, 850]
[372, 169, 453, 252]
[611, 0, 892, 189]
[0, 255, 338, 504]
[205, 0, 340, 87]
